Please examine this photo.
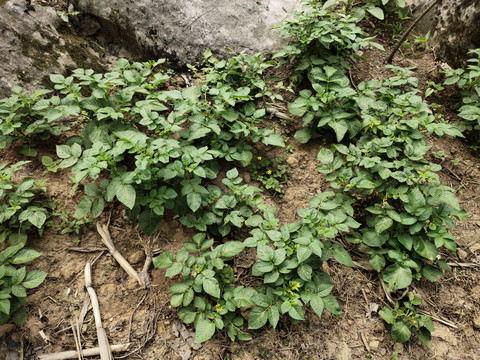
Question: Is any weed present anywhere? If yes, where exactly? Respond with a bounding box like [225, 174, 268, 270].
[250, 156, 291, 197]
[380, 292, 434, 347]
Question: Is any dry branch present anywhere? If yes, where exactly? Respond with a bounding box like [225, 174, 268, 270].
[96, 223, 145, 287]
[85, 262, 112, 360]
[37, 344, 130, 360]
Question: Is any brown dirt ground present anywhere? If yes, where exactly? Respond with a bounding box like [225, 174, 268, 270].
[1, 3, 480, 360]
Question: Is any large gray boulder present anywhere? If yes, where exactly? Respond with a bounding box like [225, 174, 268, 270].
[0, 0, 113, 97]
[406, 0, 480, 67]
[70, 0, 303, 67]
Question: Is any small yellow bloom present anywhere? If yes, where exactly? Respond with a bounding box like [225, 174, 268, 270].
[290, 281, 300, 291]
[215, 303, 223, 312]
[257, 156, 262, 160]
[267, 170, 272, 175]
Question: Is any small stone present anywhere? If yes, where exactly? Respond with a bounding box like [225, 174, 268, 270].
[369, 340, 380, 352]
[393, 343, 403, 354]
[458, 248, 468, 260]
[129, 249, 144, 264]
[469, 243, 480, 252]
[286, 155, 298, 168]
[473, 316, 480, 329]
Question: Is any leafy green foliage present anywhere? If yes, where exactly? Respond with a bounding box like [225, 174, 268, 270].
[379, 292, 434, 347]
[154, 194, 357, 343]
[316, 67, 465, 290]
[0, 242, 47, 325]
[443, 49, 480, 129]
[0, 0, 465, 348]
[0, 86, 78, 156]
[249, 156, 291, 197]
[0, 162, 52, 244]
[0, 163, 50, 325]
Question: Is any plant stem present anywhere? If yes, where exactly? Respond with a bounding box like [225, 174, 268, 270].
[385, 0, 441, 64]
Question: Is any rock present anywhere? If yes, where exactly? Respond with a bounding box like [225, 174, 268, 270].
[369, 340, 380, 352]
[0, 0, 114, 97]
[473, 316, 480, 329]
[286, 154, 299, 168]
[71, 0, 303, 68]
[469, 242, 480, 252]
[457, 248, 468, 260]
[405, 0, 480, 67]
[393, 343, 403, 354]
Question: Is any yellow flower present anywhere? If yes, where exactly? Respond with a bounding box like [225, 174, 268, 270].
[215, 303, 223, 312]
[290, 281, 300, 291]
[257, 156, 262, 160]
[267, 170, 272, 175]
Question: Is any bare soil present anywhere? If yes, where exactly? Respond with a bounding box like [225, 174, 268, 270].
[1, 3, 480, 360]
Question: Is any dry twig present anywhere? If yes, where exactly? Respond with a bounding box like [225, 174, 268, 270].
[417, 309, 458, 328]
[96, 223, 145, 287]
[37, 344, 130, 360]
[85, 262, 112, 360]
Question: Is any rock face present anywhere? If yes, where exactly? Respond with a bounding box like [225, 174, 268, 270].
[406, 0, 480, 67]
[0, 0, 112, 97]
[70, 0, 303, 67]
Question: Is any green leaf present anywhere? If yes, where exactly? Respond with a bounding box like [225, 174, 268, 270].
[369, 254, 386, 272]
[379, 306, 395, 324]
[117, 184, 136, 210]
[391, 322, 411, 343]
[10, 249, 41, 264]
[317, 148, 334, 164]
[262, 133, 285, 147]
[329, 120, 348, 142]
[165, 262, 183, 277]
[91, 197, 105, 218]
[268, 306, 280, 328]
[11, 285, 26, 298]
[323, 295, 342, 315]
[405, 188, 426, 216]
[421, 265, 443, 282]
[367, 6, 384, 20]
[383, 264, 412, 290]
[56, 145, 72, 159]
[332, 244, 354, 267]
[397, 234, 413, 251]
[298, 263, 312, 281]
[138, 210, 162, 235]
[0, 244, 24, 263]
[413, 237, 437, 261]
[418, 327, 432, 347]
[220, 241, 245, 258]
[194, 319, 216, 343]
[169, 282, 191, 293]
[75, 196, 92, 219]
[187, 192, 202, 212]
[203, 278, 220, 298]
[12, 307, 26, 326]
[152, 251, 174, 269]
[27, 210, 47, 228]
[0, 299, 10, 315]
[294, 128, 314, 144]
[310, 295, 324, 317]
[257, 244, 274, 262]
[288, 303, 304, 320]
[22, 270, 47, 289]
[248, 306, 269, 329]
[374, 216, 393, 234]
[322, 0, 338, 9]
[297, 245, 312, 263]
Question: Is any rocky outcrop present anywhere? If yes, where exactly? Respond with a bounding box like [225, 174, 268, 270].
[406, 0, 480, 67]
[70, 0, 303, 68]
[0, 0, 113, 97]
